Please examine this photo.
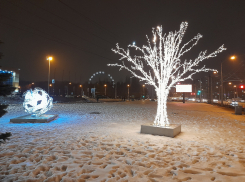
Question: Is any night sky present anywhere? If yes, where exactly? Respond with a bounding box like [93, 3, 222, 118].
[1, 0, 245, 83]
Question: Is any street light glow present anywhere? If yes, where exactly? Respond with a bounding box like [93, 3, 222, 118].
[230, 56, 236, 60]
[47, 56, 53, 94]
[228, 82, 232, 85]
[47, 56, 53, 61]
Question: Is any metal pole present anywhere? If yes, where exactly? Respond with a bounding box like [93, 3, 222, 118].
[48, 60, 50, 94]
[199, 79, 201, 101]
[128, 87, 129, 100]
[105, 87, 106, 96]
[236, 87, 238, 98]
[115, 84, 117, 99]
[211, 76, 213, 104]
[195, 83, 197, 101]
[221, 62, 223, 106]
[208, 75, 210, 104]
[143, 86, 145, 98]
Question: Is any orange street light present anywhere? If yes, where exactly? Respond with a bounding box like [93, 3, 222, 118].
[47, 56, 53, 94]
[228, 82, 232, 85]
[221, 56, 237, 106]
[69, 82, 71, 85]
[79, 85, 82, 87]
[127, 84, 130, 100]
[143, 85, 145, 99]
[32, 82, 34, 85]
[104, 84, 107, 95]
[49, 84, 52, 87]
[234, 85, 236, 88]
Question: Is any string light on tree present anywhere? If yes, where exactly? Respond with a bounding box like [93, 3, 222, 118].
[108, 22, 226, 126]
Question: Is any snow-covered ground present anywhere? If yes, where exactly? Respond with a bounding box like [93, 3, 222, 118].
[0, 101, 245, 182]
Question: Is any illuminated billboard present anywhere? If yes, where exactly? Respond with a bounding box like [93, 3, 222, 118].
[176, 84, 192, 93]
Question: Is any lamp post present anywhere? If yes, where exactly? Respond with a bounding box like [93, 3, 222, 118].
[104, 84, 107, 96]
[234, 85, 237, 98]
[220, 56, 237, 106]
[80, 85, 82, 96]
[220, 62, 224, 106]
[47, 56, 53, 94]
[143, 84, 145, 99]
[68, 82, 71, 95]
[127, 84, 130, 101]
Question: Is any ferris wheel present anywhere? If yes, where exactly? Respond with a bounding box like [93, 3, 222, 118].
[88, 71, 115, 86]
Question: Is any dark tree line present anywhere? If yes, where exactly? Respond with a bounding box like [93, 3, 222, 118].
[0, 41, 15, 118]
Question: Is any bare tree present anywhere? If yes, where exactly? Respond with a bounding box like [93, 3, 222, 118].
[108, 22, 226, 126]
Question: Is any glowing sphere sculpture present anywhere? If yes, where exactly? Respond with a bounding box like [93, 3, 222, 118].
[23, 88, 53, 117]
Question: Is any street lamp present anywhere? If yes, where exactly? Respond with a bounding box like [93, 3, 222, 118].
[209, 71, 218, 104]
[143, 85, 145, 99]
[47, 56, 53, 94]
[104, 84, 107, 96]
[79, 85, 83, 96]
[234, 85, 237, 98]
[127, 84, 130, 101]
[220, 57, 236, 106]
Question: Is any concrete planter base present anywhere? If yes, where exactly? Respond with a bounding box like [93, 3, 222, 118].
[140, 124, 181, 138]
[10, 114, 58, 123]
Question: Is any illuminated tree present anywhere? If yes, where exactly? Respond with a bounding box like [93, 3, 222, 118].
[108, 22, 226, 126]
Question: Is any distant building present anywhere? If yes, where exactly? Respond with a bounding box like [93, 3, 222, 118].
[0, 68, 20, 93]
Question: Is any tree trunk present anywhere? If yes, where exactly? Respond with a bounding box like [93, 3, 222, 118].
[154, 89, 169, 126]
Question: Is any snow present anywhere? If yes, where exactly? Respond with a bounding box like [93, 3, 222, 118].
[0, 101, 245, 181]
